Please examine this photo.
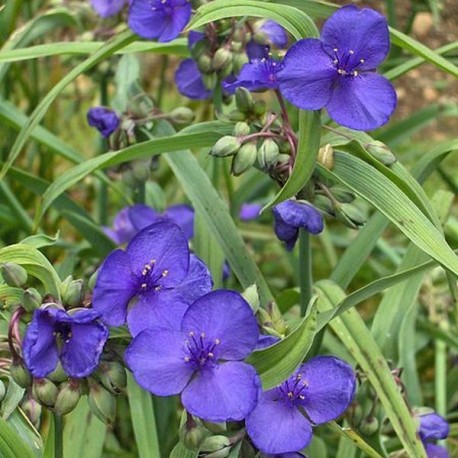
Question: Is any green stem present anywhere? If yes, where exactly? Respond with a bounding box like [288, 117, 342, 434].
[54, 413, 64, 458]
[97, 76, 109, 225]
[299, 229, 312, 316]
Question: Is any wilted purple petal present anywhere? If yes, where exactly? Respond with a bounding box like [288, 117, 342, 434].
[175, 58, 212, 100]
[419, 413, 450, 442]
[424, 443, 449, 458]
[87, 107, 120, 137]
[258, 20, 288, 48]
[163, 204, 194, 239]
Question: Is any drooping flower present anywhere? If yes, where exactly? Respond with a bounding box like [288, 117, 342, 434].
[277, 6, 397, 130]
[90, 0, 126, 17]
[23, 307, 108, 378]
[273, 200, 323, 251]
[417, 412, 450, 458]
[92, 221, 212, 336]
[87, 107, 120, 138]
[246, 356, 356, 454]
[239, 203, 262, 221]
[125, 290, 261, 421]
[175, 59, 212, 100]
[104, 203, 195, 244]
[128, 0, 192, 42]
[223, 57, 282, 94]
[247, 20, 289, 60]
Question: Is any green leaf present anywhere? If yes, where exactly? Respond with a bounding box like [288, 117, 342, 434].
[263, 110, 321, 210]
[268, 0, 335, 18]
[247, 300, 317, 389]
[190, 0, 319, 40]
[5, 410, 43, 458]
[0, 415, 37, 458]
[1, 378, 25, 421]
[21, 232, 59, 249]
[126, 373, 161, 458]
[318, 152, 458, 276]
[316, 280, 426, 458]
[170, 442, 197, 458]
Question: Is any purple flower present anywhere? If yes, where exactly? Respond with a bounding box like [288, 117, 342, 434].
[417, 412, 450, 457]
[256, 20, 288, 48]
[424, 444, 449, 458]
[246, 356, 356, 454]
[92, 221, 212, 336]
[87, 107, 120, 138]
[239, 203, 262, 221]
[104, 203, 195, 244]
[273, 200, 323, 251]
[125, 290, 261, 421]
[128, 0, 192, 42]
[188, 30, 205, 49]
[90, 0, 126, 17]
[175, 59, 212, 100]
[23, 307, 108, 378]
[277, 6, 397, 130]
[223, 58, 282, 95]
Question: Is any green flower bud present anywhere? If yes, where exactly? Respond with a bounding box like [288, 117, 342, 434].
[232, 52, 249, 74]
[212, 48, 232, 71]
[0, 380, 6, 402]
[10, 360, 32, 388]
[313, 195, 333, 215]
[257, 139, 279, 170]
[267, 301, 287, 336]
[227, 110, 246, 122]
[169, 107, 195, 125]
[88, 269, 98, 291]
[231, 142, 257, 176]
[241, 284, 260, 313]
[61, 276, 83, 307]
[21, 396, 42, 428]
[278, 140, 292, 154]
[88, 381, 116, 426]
[200, 435, 231, 458]
[235, 88, 253, 113]
[22, 287, 42, 312]
[179, 418, 208, 451]
[131, 160, 151, 184]
[32, 378, 59, 408]
[230, 41, 242, 52]
[190, 39, 211, 60]
[366, 140, 396, 165]
[219, 61, 233, 79]
[55, 379, 82, 416]
[359, 416, 379, 436]
[202, 73, 217, 90]
[317, 143, 334, 169]
[277, 153, 290, 165]
[197, 54, 212, 74]
[47, 362, 69, 383]
[98, 362, 127, 395]
[121, 169, 137, 188]
[233, 27, 248, 42]
[330, 186, 355, 204]
[210, 136, 241, 158]
[256, 307, 272, 328]
[337, 203, 366, 229]
[232, 122, 250, 137]
[253, 100, 266, 117]
[1, 263, 28, 288]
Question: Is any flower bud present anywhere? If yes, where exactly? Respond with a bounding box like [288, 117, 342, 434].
[190, 39, 211, 60]
[313, 195, 333, 214]
[336, 203, 366, 229]
[21, 396, 42, 428]
[231, 142, 257, 176]
[210, 136, 241, 158]
[10, 360, 32, 388]
[366, 140, 396, 165]
[230, 41, 242, 52]
[88, 381, 116, 426]
[359, 416, 379, 436]
[60, 276, 83, 307]
[131, 160, 151, 183]
[257, 307, 272, 328]
[98, 362, 127, 395]
[199, 435, 231, 458]
[202, 72, 217, 91]
[330, 186, 355, 204]
[219, 61, 233, 79]
[317, 143, 334, 169]
[241, 284, 260, 313]
[267, 301, 287, 336]
[253, 100, 266, 117]
[212, 48, 232, 71]
[227, 110, 246, 122]
[277, 153, 290, 165]
[235, 88, 253, 113]
[47, 362, 68, 383]
[22, 288, 42, 312]
[257, 139, 279, 170]
[55, 379, 82, 416]
[197, 54, 212, 74]
[1, 263, 28, 288]
[232, 52, 249, 74]
[169, 107, 195, 125]
[179, 419, 208, 451]
[32, 378, 59, 408]
[278, 140, 292, 154]
[232, 122, 250, 137]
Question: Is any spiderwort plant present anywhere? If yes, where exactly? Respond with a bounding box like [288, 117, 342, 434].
[417, 412, 450, 457]
[92, 220, 212, 336]
[87, 107, 121, 138]
[125, 290, 261, 421]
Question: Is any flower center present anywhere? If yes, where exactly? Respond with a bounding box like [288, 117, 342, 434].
[183, 331, 221, 370]
[53, 322, 72, 343]
[278, 373, 309, 406]
[331, 48, 365, 77]
[136, 259, 169, 293]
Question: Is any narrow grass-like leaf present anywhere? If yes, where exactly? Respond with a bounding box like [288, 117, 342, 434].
[21, 232, 59, 249]
[247, 301, 317, 389]
[0, 415, 37, 458]
[170, 442, 197, 458]
[126, 373, 160, 458]
[268, 0, 335, 18]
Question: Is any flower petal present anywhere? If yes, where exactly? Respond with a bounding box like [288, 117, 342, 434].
[128, 204, 159, 231]
[182, 361, 260, 422]
[157, 0, 192, 43]
[128, 0, 168, 40]
[126, 221, 190, 288]
[181, 290, 259, 360]
[246, 390, 313, 454]
[175, 59, 212, 100]
[419, 413, 450, 442]
[22, 309, 59, 378]
[90, 0, 126, 18]
[277, 39, 335, 110]
[125, 328, 193, 396]
[424, 443, 449, 458]
[258, 20, 288, 48]
[326, 72, 397, 130]
[162, 204, 194, 239]
[92, 249, 136, 326]
[297, 356, 356, 424]
[321, 5, 390, 70]
[60, 322, 108, 378]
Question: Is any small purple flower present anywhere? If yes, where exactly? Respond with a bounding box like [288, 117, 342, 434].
[417, 412, 450, 457]
[87, 107, 120, 138]
[256, 20, 288, 48]
[223, 58, 282, 95]
[125, 290, 261, 422]
[92, 221, 212, 336]
[128, 0, 192, 42]
[424, 444, 449, 458]
[175, 59, 212, 100]
[23, 307, 108, 378]
[90, 0, 126, 17]
[273, 200, 323, 250]
[239, 203, 262, 221]
[277, 6, 397, 130]
[246, 356, 356, 454]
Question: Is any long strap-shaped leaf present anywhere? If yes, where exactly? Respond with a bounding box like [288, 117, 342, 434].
[316, 280, 427, 458]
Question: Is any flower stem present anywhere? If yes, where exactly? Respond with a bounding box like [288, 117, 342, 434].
[54, 413, 64, 458]
[298, 229, 312, 316]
